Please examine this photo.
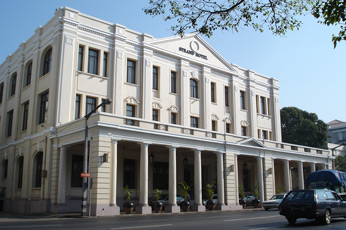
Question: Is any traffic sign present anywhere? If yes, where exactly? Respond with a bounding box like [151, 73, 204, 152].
[81, 173, 91, 177]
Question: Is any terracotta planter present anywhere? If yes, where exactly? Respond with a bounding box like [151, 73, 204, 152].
[206, 199, 216, 210]
[180, 201, 190, 212]
[123, 201, 134, 214]
[153, 201, 163, 213]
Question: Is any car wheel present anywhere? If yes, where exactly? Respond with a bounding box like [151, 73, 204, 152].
[286, 217, 296, 225]
[264, 208, 269, 211]
[319, 209, 331, 225]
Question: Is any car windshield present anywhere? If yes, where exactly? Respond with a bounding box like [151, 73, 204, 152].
[271, 194, 284, 200]
[285, 191, 314, 201]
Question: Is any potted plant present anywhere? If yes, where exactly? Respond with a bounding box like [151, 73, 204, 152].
[204, 184, 216, 210]
[152, 188, 163, 213]
[123, 185, 134, 214]
[238, 185, 246, 208]
[252, 184, 261, 208]
[179, 182, 190, 212]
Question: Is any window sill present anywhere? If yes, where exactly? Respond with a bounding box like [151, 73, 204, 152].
[76, 71, 108, 80]
[124, 82, 139, 87]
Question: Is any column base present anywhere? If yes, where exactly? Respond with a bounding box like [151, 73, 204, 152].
[136, 205, 152, 214]
[191, 204, 206, 212]
[215, 203, 229, 211]
[165, 204, 180, 213]
[90, 204, 120, 216]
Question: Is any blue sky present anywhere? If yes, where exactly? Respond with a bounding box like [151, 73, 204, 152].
[1, 0, 345, 123]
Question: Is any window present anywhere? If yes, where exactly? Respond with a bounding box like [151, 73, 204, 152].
[225, 86, 229, 106]
[124, 159, 136, 189]
[88, 49, 99, 75]
[0, 82, 3, 104]
[75, 95, 81, 119]
[241, 126, 247, 136]
[2, 160, 8, 179]
[190, 79, 198, 98]
[153, 109, 159, 129]
[260, 96, 266, 114]
[34, 152, 43, 187]
[6, 110, 13, 137]
[153, 66, 159, 90]
[78, 46, 84, 71]
[39, 91, 49, 124]
[71, 155, 83, 187]
[262, 130, 268, 140]
[86, 97, 96, 115]
[226, 123, 231, 133]
[190, 116, 199, 128]
[17, 156, 24, 189]
[9, 73, 17, 97]
[22, 101, 29, 131]
[171, 112, 177, 124]
[211, 82, 216, 103]
[153, 162, 168, 190]
[103, 52, 108, 77]
[42, 48, 52, 76]
[171, 71, 177, 93]
[126, 104, 135, 117]
[212, 120, 217, 131]
[240, 90, 246, 110]
[127, 60, 136, 84]
[24, 62, 32, 87]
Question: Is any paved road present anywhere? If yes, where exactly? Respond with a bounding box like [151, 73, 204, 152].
[1, 210, 346, 229]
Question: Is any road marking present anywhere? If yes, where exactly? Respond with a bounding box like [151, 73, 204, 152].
[111, 224, 173, 229]
[224, 215, 278, 222]
[0, 224, 63, 228]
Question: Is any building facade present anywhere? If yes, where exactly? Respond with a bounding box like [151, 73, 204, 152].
[327, 120, 346, 157]
[0, 7, 333, 215]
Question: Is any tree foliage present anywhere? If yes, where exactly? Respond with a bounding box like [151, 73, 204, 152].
[312, 0, 346, 48]
[280, 107, 327, 149]
[335, 155, 346, 171]
[144, 0, 346, 47]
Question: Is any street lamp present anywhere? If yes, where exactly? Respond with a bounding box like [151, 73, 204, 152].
[82, 98, 112, 216]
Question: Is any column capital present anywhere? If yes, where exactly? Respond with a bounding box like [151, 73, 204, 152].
[138, 142, 151, 147]
[168, 145, 180, 150]
[111, 138, 120, 144]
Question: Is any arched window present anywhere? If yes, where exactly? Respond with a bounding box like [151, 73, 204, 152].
[9, 73, 17, 97]
[24, 61, 32, 87]
[33, 152, 43, 187]
[190, 79, 198, 98]
[42, 48, 52, 76]
[17, 156, 24, 189]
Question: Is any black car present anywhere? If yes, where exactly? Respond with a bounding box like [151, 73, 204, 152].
[279, 189, 346, 225]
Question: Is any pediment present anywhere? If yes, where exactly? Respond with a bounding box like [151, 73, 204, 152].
[238, 138, 265, 148]
[146, 34, 237, 73]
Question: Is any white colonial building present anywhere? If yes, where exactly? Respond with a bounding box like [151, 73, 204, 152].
[0, 7, 334, 215]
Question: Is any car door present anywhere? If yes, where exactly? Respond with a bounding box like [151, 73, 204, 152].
[325, 191, 338, 216]
[333, 192, 346, 216]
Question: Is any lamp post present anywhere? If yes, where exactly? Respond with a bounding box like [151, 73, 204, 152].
[82, 98, 112, 216]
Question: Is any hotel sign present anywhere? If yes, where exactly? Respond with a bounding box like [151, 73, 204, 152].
[179, 41, 208, 60]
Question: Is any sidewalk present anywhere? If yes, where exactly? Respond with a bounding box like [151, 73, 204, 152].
[0, 207, 263, 222]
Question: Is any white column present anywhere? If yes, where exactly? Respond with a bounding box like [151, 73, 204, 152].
[137, 143, 151, 214]
[283, 159, 290, 192]
[110, 140, 118, 206]
[166, 146, 180, 213]
[298, 161, 304, 189]
[257, 157, 264, 203]
[216, 152, 227, 210]
[192, 150, 205, 212]
[310, 162, 316, 173]
[57, 146, 66, 204]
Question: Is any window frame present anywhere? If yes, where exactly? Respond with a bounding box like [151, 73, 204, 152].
[103, 52, 108, 77]
[88, 48, 99, 75]
[22, 101, 29, 131]
[171, 112, 177, 124]
[211, 82, 216, 103]
[42, 48, 52, 76]
[225, 86, 229, 107]
[6, 110, 14, 137]
[33, 152, 43, 188]
[86, 96, 97, 115]
[241, 126, 247, 136]
[78, 46, 84, 71]
[2, 159, 8, 179]
[39, 91, 49, 124]
[75, 94, 81, 119]
[190, 79, 198, 98]
[9, 73, 17, 97]
[24, 62, 32, 87]
[0, 82, 4, 104]
[126, 104, 136, 117]
[17, 156, 24, 189]
[190, 116, 199, 128]
[170, 71, 177, 93]
[127, 59, 136, 84]
[153, 66, 159, 90]
[240, 90, 246, 110]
